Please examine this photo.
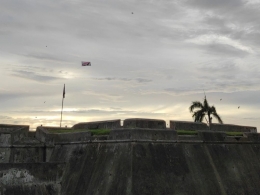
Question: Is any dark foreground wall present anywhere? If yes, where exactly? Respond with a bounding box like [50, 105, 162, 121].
[49, 141, 260, 195]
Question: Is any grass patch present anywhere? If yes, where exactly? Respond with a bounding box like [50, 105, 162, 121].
[89, 129, 111, 135]
[177, 130, 198, 135]
[47, 128, 111, 135]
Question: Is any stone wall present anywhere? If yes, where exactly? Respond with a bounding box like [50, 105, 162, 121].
[0, 163, 64, 195]
[210, 123, 257, 132]
[72, 119, 121, 130]
[109, 128, 177, 140]
[170, 120, 209, 131]
[36, 126, 92, 144]
[0, 124, 29, 145]
[1, 122, 260, 195]
[50, 139, 260, 195]
[123, 118, 166, 129]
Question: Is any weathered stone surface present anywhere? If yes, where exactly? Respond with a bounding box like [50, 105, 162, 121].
[123, 118, 166, 129]
[178, 135, 200, 141]
[0, 134, 11, 146]
[11, 147, 45, 163]
[52, 141, 260, 195]
[1, 123, 260, 195]
[0, 163, 64, 195]
[36, 126, 91, 144]
[73, 119, 121, 129]
[0, 148, 11, 163]
[109, 129, 177, 140]
[210, 123, 257, 132]
[243, 132, 260, 141]
[170, 120, 209, 131]
[198, 131, 226, 142]
[0, 124, 29, 146]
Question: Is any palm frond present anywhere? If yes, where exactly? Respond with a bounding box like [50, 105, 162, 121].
[211, 106, 223, 124]
[193, 110, 205, 122]
[212, 112, 223, 124]
[189, 101, 203, 113]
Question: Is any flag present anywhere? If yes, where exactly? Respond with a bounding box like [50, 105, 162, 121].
[82, 61, 91, 66]
[63, 84, 65, 98]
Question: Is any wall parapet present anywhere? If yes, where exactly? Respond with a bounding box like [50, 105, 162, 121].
[210, 123, 257, 133]
[0, 124, 29, 146]
[36, 126, 92, 144]
[170, 120, 208, 131]
[72, 119, 121, 129]
[123, 118, 166, 129]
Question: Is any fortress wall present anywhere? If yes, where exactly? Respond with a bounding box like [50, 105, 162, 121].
[1, 122, 260, 194]
[0, 163, 65, 195]
[46, 140, 260, 195]
[12, 128, 29, 143]
[123, 118, 166, 129]
[72, 119, 121, 129]
[36, 126, 92, 144]
[109, 129, 177, 140]
[11, 147, 45, 163]
[170, 120, 209, 131]
[170, 121, 257, 133]
[0, 134, 11, 146]
[0, 146, 45, 163]
[210, 123, 257, 133]
[0, 125, 29, 145]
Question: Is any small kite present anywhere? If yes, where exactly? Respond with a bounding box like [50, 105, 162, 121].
[82, 61, 91, 66]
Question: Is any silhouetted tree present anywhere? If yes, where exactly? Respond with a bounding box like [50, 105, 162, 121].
[189, 96, 223, 128]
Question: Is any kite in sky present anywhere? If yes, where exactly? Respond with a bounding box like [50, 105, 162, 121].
[82, 61, 91, 66]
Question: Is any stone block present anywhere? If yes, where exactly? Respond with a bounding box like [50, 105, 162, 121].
[123, 118, 166, 129]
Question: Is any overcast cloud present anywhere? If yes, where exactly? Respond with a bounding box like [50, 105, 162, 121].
[1, 0, 260, 130]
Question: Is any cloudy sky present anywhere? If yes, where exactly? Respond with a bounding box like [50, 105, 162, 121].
[1, 0, 260, 130]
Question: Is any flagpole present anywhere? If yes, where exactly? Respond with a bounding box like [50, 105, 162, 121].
[60, 84, 65, 127]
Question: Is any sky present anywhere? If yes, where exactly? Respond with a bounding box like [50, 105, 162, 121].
[1, 0, 260, 131]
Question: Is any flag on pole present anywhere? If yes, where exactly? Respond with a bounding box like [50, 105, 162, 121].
[82, 61, 91, 66]
[63, 84, 65, 98]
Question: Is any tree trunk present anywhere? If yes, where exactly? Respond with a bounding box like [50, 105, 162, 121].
[208, 113, 211, 130]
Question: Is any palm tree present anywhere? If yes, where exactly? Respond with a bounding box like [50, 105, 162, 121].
[189, 96, 223, 128]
